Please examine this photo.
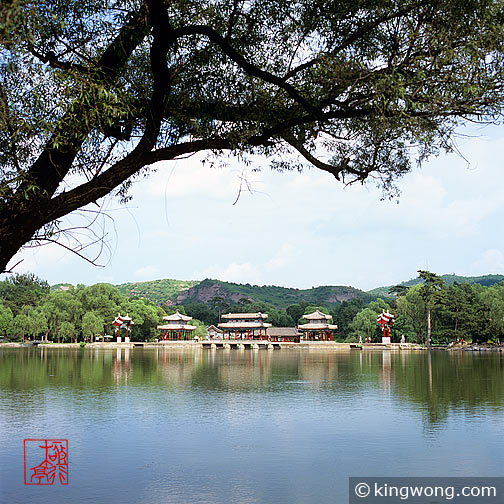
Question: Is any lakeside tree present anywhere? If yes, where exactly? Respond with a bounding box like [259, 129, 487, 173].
[0, 276, 190, 341]
[395, 284, 426, 342]
[0, 303, 13, 336]
[286, 301, 309, 326]
[348, 299, 390, 342]
[81, 311, 105, 342]
[0, 273, 49, 315]
[2, 0, 504, 271]
[417, 270, 444, 348]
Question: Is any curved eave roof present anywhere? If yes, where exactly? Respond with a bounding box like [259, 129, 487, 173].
[221, 312, 268, 319]
[303, 310, 333, 320]
[157, 324, 197, 330]
[298, 323, 338, 330]
[218, 322, 272, 329]
[163, 310, 193, 322]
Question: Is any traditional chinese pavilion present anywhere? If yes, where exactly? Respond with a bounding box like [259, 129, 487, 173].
[112, 313, 134, 343]
[297, 309, 337, 341]
[218, 312, 272, 340]
[157, 311, 196, 341]
[377, 310, 394, 344]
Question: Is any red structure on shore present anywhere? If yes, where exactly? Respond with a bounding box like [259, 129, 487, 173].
[377, 310, 394, 343]
[112, 314, 134, 343]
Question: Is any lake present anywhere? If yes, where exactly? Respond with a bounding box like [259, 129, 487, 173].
[0, 347, 503, 503]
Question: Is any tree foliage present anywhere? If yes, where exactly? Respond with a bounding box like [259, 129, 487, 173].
[0, 274, 185, 341]
[2, 0, 504, 270]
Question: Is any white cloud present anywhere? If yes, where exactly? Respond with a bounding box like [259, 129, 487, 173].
[139, 156, 250, 200]
[474, 249, 504, 273]
[265, 242, 297, 272]
[2, 243, 72, 279]
[134, 265, 160, 280]
[9, 123, 504, 291]
[194, 262, 262, 285]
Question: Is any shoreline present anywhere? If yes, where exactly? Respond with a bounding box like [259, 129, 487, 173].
[1, 341, 502, 352]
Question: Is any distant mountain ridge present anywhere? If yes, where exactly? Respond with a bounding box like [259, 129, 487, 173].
[175, 279, 376, 308]
[53, 274, 504, 308]
[368, 273, 504, 298]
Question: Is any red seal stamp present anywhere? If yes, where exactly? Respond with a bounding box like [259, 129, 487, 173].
[24, 439, 68, 485]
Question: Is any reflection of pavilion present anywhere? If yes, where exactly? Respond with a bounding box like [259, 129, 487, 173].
[217, 351, 272, 388]
[298, 309, 337, 341]
[218, 312, 272, 340]
[157, 311, 196, 340]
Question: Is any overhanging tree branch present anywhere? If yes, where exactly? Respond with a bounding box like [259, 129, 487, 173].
[171, 24, 323, 118]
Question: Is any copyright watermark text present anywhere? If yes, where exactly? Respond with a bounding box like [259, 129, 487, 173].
[349, 477, 504, 503]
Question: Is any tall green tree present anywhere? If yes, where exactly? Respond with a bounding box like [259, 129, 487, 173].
[209, 296, 230, 321]
[331, 299, 363, 339]
[26, 307, 48, 340]
[3, 0, 504, 271]
[349, 307, 380, 342]
[0, 302, 14, 336]
[286, 301, 309, 325]
[184, 302, 218, 326]
[12, 312, 29, 341]
[0, 273, 49, 315]
[395, 284, 426, 343]
[417, 270, 445, 348]
[81, 311, 105, 342]
[478, 283, 504, 344]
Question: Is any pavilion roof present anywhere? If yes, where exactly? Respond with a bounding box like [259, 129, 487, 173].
[163, 310, 192, 322]
[221, 312, 268, 319]
[113, 313, 134, 326]
[298, 323, 338, 330]
[157, 324, 196, 331]
[268, 327, 300, 337]
[218, 322, 272, 329]
[302, 309, 333, 321]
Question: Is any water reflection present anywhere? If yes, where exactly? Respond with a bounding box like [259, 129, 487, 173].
[0, 347, 503, 504]
[1, 347, 502, 426]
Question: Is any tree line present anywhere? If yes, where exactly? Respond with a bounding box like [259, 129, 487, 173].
[0, 273, 207, 342]
[1, 271, 502, 345]
[342, 271, 504, 345]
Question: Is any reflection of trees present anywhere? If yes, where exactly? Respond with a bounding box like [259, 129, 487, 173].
[216, 350, 272, 389]
[0, 348, 503, 427]
[299, 351, 338, 388]
[392, 351, 504, 425]
[156, 348, 198, 388]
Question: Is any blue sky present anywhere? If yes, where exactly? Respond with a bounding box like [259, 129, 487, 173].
[4, 124, 504, 291]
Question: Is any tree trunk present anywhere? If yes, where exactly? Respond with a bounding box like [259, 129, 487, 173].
[427, 303, 431, 349]
[0, 214, 46, 273]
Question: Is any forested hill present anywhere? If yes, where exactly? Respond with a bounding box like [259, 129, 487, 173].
[367, 274, 504, 298]
[54, 274, 504, 309]
[115, 279, 199, 305]
[114, 278, 377, 308]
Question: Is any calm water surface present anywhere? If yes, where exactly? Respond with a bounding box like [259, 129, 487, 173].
[0, 347, 503, 503]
